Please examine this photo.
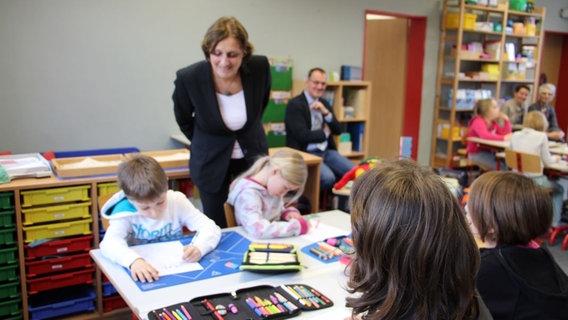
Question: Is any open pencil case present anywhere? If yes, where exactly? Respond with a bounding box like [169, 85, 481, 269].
[301, 235, 354, 264]
[239, 243, 302, 273]
[147, 284, 333, 320]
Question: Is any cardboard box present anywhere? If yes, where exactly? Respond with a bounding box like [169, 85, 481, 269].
[451, 48, 481, 60]
[139, 149, 190, 169]
[52, 154, 124, 178]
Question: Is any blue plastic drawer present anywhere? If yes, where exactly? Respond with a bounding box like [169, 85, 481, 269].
[102, 281, 118, 297]
[28, 285, 95, 320]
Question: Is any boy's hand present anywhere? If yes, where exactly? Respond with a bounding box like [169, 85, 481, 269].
[129, 258, 159, 283]
[182, 245, 202, 262]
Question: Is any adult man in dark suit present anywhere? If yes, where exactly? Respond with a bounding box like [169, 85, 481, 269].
[285, 68, 354, 206]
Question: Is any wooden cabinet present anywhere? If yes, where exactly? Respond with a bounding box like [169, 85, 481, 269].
[0, 170, 189, 320]
[324, 81, 372, 162]
[430, 0, 545, 168]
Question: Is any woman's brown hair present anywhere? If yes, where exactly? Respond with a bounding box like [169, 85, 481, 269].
[346, 160, 480, 320]
[201, 16, 254, 62]
[468, 171, 552, 245]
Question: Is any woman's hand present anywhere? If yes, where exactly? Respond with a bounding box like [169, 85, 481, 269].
[182, 245, 202, 262]
[130, 258, 159, 283]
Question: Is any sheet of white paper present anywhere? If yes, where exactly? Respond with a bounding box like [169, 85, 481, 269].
[300, 220, 349, 242]
[130, 241, 203, 276]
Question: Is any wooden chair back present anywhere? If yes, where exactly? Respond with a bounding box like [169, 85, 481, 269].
[504, 148, 542, 175]
[224, 202, 237, 228]
[98, 193, 114, 230]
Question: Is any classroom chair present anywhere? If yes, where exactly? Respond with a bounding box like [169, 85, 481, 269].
[450, 128, 489, 186]
[224, 202, 237, 228]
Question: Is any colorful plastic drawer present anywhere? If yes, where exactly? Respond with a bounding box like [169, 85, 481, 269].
[0, 297, 20, 317]
[0, 247, 18, 265]
[103, 294, 128, 313]
[20, 185, 90, 207]
[0, 192, 13, 210]
[26, 253, 92, 278]
[0, 281, 19, 300]
[28, 285, 95, 320]
[0, 263, 19, 282]
[22, 201, 91, 225]
[0, 228, 16, 246]
[24, 235, 92, 260]
[97, 182, 119, 197]
[22, 218, 92, 243]
[102, 281, 118, 297]
[0, 209, 15, 228]
[27, 267, 94, 294]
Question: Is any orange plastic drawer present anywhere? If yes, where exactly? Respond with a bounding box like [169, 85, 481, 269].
[22, 201, 91, 225]
[26, 253, 92, 277]
[22, 218, 92, 243]
[21, 185, 90, 207]
[24, 235, 92, 260]
[27, 267, 94, 294]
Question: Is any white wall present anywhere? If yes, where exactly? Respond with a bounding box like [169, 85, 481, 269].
[1, 0, 567, 164]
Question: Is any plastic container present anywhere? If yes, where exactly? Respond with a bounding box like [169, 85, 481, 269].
[0, 192, 13, 210]
[446, 13, 477, 30]
[21, 185, 91, 207]
[0, 263, 19, 282]
[0, 298, 21, 317]
[22, 218, 92, 243]
[0, 281, 19, 300]
[24, 235, 92, 260]
[27, 267, 94, 294]
[0, 209, 15, 228]
[26, 253, 92, 278]
[22, 201, 91, 225]
[103, 294, 128, 313]
[97, 182, 119, 197]
[0, 228, 16, 246]
[0, 247, 18, 265]
[102, 282, 118, 297]
[28, 285, 95, 320]
[509, 0, 527, 11]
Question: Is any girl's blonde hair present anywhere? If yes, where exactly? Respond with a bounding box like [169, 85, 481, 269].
[233, 149, 307, 203]
[474, 98, 495, 117]
[523, 110, 548, 132]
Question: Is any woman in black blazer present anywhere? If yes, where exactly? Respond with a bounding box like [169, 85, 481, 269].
[173, 16, 271, 227]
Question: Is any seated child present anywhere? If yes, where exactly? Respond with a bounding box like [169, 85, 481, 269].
[510, 110, 565, 227]
[467, 98, 512, 170]
[345, 160, 491, 320]
[99, 154, 221, 283]
[227, 149, 310, 239]
[467, 171, 568, 319]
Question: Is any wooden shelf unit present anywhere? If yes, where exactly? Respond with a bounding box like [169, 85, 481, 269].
[430, 0, 545, 168]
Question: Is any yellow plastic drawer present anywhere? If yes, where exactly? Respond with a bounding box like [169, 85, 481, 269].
[23, 218, 92, 243]
[21, 185, 90, 207]
[97, 182, 119, 197]
[22, 201, 91, 225]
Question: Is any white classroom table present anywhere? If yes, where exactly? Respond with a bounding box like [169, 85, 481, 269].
[90, 210, 353, 320]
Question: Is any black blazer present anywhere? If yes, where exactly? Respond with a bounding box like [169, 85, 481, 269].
[284, 92, 342, 151]
[173, 55, 271, 193]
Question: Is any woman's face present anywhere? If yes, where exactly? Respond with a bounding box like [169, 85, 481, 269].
[209, 36, 243, 80]
[538, 87, 554, 104]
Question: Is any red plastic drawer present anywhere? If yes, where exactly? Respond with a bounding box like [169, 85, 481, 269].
[24, 235, 92, 260]
[27, 267, 94, 294]
[26, 253, 92, 277]
[103, 294, 128, 313]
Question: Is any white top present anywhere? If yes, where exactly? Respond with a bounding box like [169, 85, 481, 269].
[510, 128, 556, 176]
[217, 90, 246, 159]
[99, 190, 221, 268]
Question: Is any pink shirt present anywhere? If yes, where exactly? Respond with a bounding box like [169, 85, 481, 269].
[466, 115, 511, 154]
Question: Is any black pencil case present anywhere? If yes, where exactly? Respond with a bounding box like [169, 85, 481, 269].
[239, 243, 302, 273]
[147, 283, 333, 320]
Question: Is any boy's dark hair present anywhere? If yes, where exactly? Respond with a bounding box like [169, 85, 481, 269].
[346, 160, 480, 319]
[117, 154, 168, 202]
[468, 171, 552, 245]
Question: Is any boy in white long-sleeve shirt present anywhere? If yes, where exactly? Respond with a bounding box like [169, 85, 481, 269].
[99, 155, 220, 283]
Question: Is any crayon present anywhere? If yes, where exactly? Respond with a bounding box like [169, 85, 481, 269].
[180, 305, 193, 320]
[311, 288, 332, 304]
[161, 312, 172, 320]
[245, 298, 263, 316]
[163, 308, 176, 320]
[171, 310, 183, 320]
[274, 292, 298, 311]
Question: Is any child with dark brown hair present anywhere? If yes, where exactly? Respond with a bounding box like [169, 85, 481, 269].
[346, 160, 491, 320]
[467, 171, 568, 319]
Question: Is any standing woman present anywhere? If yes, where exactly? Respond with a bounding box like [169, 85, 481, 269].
[173, 16, 271, 228]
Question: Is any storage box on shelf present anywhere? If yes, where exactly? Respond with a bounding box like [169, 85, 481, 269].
[430, 0, 545, 169]
[0, 152, 192, 320]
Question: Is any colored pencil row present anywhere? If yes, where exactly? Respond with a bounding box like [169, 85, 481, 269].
[153, 305, 192, 320]
[279, 284, 331, 309]
[244, 294, 296, 317]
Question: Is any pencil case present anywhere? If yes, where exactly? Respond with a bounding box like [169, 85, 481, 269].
[302, 235, 354, 264]
[239, 243, 302, 273]
[147, 283, 333, 320]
